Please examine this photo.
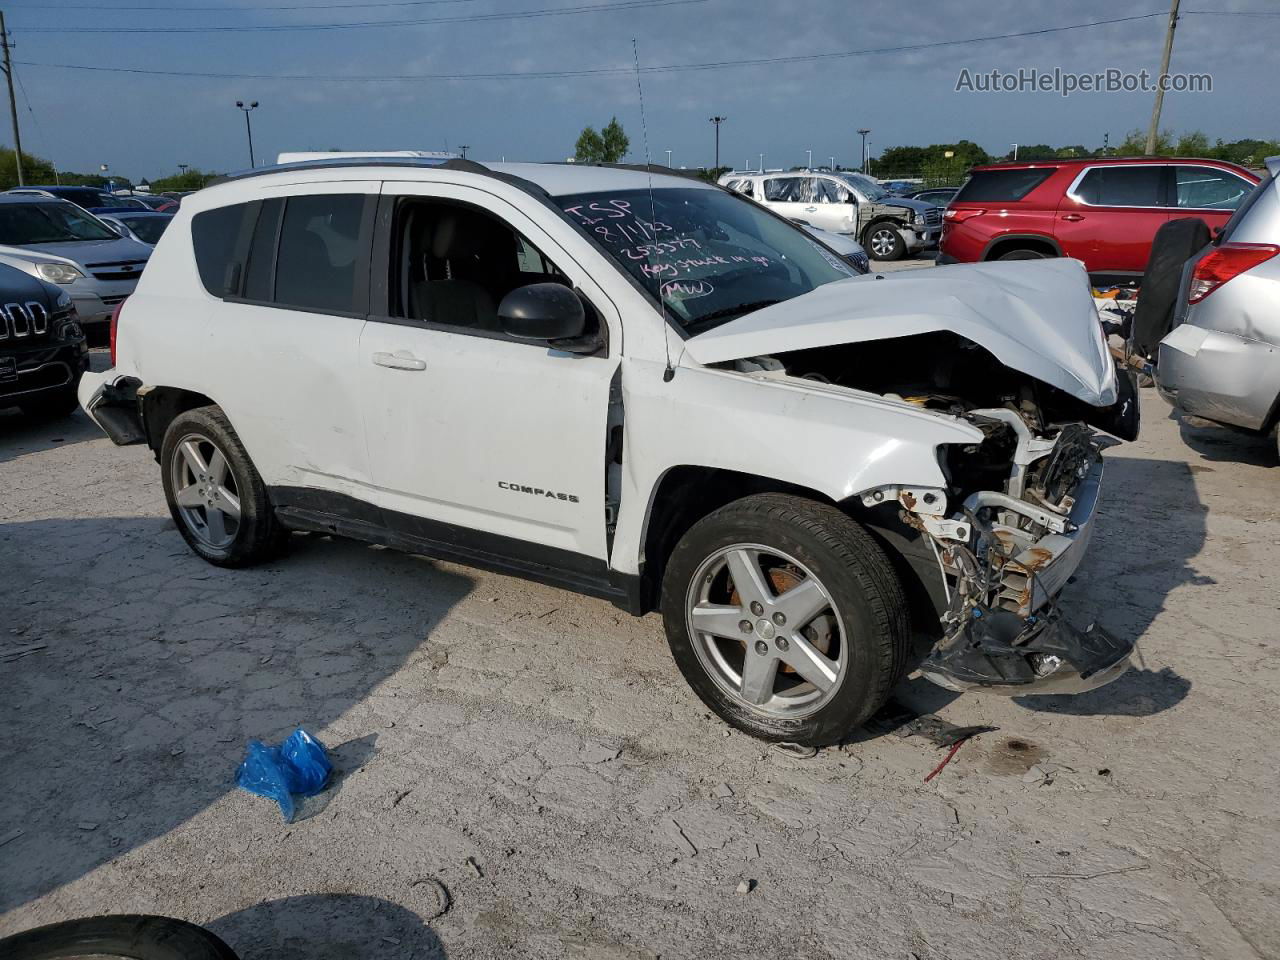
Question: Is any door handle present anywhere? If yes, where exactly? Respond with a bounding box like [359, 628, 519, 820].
[372, 350, 426, 371]
[804, 206, 818, 212]
[1061, 213, 1085, 222]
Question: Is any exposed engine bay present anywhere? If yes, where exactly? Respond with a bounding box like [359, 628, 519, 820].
[726, 330, 1138, 696]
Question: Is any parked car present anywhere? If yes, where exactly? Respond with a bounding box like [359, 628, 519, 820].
[938, 157, 1260, 280]
[1152, 157, 1280, 455]
[94, 210, 175, 247]
[790, 220, 870, 273]
[901, 186, 959, 207]
[134, 195, 179, 212]
[79, 157, 1136, 744]
[0, 261, 89, 417]
[0, 195, 151, 335]
[719, 170, 941, 260]
[7, 186, 149, 211]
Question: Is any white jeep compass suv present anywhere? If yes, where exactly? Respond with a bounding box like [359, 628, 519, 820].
[80, 157, 1138, 745]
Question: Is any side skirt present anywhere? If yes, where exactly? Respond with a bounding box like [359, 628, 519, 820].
[270, 486, 644, 615]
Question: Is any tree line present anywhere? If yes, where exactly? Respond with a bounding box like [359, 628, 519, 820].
[0, 149, 220, 193]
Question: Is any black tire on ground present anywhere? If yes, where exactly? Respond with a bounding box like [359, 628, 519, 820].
[864, 223, 907, 261]
[19, 383, 81, 419]
[1131, 216, 1212, 360]
[660, 493, 910, 746]
[160, 404, 287, 567]
[997, 248, 1051, 260]
[0, 914, 240, 960]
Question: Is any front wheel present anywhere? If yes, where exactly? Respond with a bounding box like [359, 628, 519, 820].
[864, 223, 907, 261]
[161, 405, 287, 567]
[660, 494, 910, 746]
[0, 915, 239, 960]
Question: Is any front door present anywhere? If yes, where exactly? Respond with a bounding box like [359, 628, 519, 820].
[358, 181, 620, 564]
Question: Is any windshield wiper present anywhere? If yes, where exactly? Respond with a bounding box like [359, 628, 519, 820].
[686, 299, 783, 331]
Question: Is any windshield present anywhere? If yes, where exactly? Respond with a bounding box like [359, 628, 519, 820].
[0, 201, 118, 244]
[836, 173, 889, 201]
[119, 214, 171, 245]
[556, 187, 855, 333]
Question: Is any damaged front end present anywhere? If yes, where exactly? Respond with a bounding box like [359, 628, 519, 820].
[862, 409, 1135, 696]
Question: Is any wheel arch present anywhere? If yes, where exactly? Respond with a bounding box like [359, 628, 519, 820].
[140, 386, 219, 456]
[981, 233, 1062, 261]
[861, 216, 907, 244]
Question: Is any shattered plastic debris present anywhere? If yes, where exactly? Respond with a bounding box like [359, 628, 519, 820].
[893, 713, 997, 748]
[235, 727, 333, 822]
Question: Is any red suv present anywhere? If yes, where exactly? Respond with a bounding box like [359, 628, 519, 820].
[938, 157, 1260, 280]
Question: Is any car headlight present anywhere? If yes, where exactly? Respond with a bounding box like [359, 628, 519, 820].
[913, 211, 926, 225]
[35, 262, 86, 284]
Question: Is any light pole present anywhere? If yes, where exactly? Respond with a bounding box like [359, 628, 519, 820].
[856, 128, 870, 174]
[758, 152, 764, 173]
[829, 155, 835, 171]
[235, 100, 259, 167]
[665, 149, 672, 167]
[459, 144, 470, 159]
[178, 163, 188, 175]
[1011, 142, 1019, 161]
[100, 163, 112, 194]
[708, 116, 726, 171]
[806, 148, 812, 170]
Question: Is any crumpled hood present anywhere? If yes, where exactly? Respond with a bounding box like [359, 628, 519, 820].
[684, 258, 1117, 406]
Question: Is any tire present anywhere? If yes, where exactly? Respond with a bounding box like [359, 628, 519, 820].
[997, 248, 1050, 261]
[19, 383, 81, 419]
[0, 915, 239, 960]
[160, 405, 287, 567]
[1131, 217, 1211, 360]
[660, 493, 910, 746]
[864, 222, 906, 261]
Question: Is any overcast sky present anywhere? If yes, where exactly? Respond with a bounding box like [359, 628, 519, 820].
[8, 0, 1277, 180]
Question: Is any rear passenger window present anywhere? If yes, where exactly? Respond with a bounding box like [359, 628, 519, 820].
[192, 204, 251, 297]
[1174, 167, 1252, 210]
[274, 194, 367, 313]
[763, 177, 811, 202]
[953, 168, 1054, 203]
[1074, 167, 1164, 207]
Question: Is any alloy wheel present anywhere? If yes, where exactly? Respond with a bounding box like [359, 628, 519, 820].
[170, 433, 242, 549]
[686, 544, 847, 718]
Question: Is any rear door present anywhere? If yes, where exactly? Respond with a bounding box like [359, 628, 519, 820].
[189, 182, 378, 498]
[1055, 164, 1169, 274]
[760, 176, 816, 225]
[1171, 164, 1257, 233]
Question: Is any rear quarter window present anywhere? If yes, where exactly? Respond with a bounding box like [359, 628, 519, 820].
[191, 203, 252, 297]
[953, 168, 1055, 203]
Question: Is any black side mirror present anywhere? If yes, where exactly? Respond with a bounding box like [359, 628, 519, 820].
[498, 283, 586, 341]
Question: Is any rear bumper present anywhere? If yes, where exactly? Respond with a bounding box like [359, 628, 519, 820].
[78, 370, 147, 444]
[921, 456, 1137, 696]
[1156, 323, 1280, 431]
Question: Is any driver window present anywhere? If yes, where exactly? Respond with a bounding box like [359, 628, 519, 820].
[390, 199, 573, 333]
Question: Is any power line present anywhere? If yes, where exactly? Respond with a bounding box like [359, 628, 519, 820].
[10, 0, 478, 9]
[14, 12, 1182, 81]
[12, 0, 708, 33]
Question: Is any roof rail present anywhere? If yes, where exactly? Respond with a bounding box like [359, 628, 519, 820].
[211, 155, 490, 186]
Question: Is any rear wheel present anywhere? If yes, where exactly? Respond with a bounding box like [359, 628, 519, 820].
[998, 248, 1050, 260]
[0, 914, 239, 960]
[661, 494, 910, 745]
[865, 223, 906, 261]
[161, 406, 286, 567]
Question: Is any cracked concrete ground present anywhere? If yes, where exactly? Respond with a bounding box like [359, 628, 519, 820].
[2, 349, 1278, 960]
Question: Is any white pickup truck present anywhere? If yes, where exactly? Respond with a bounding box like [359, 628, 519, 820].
[79, 158, 1137, 745]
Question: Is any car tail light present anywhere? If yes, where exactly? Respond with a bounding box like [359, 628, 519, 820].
[109, 296, 127, 365]
[943, 208, 985, 223]
[1187, 243, 1279, 304]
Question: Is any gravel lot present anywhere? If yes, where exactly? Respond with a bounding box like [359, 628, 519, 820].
[3, 283, 1279, 958]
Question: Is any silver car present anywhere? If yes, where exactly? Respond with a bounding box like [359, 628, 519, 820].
[1156, 156, 1280, 455]
[0, 195, 151, 332]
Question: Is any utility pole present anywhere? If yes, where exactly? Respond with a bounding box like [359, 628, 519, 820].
[235, 101, 259, 167]
[857, 128, 870, 174]
[1145, 0, 1180, 155]
[0, 12, 24, 186]
[708, 116, 725, 171]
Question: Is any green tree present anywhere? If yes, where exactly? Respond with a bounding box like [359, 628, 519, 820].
[0, 148, 57, 190]
[151, 168, 220, 191]
[1174, 130, 1210, 156]
[574, 116, 629, 163]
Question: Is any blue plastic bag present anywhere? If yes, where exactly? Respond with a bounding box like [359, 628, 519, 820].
[235, 727, 332, 822]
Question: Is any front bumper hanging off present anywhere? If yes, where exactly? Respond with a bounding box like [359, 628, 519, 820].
[912, 453, 1135, 697]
